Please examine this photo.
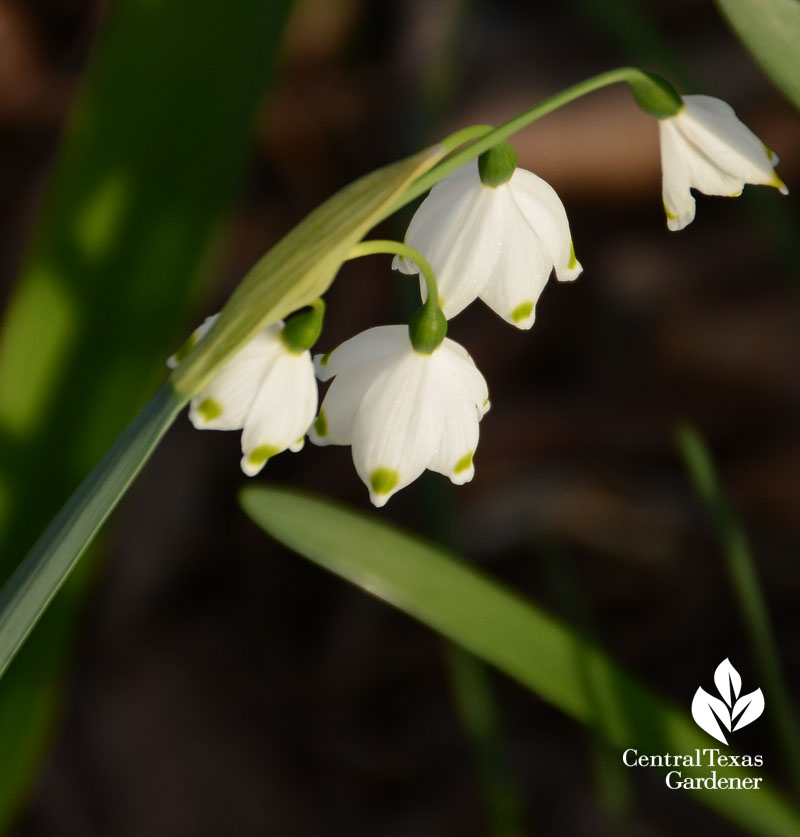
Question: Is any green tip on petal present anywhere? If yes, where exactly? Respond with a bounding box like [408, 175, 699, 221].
[770, 173, 789, 195]
[319, 350, 332, 366]
[511, 301, 534, 324]
[478, 140, 518, 187]
[247, 444, 281, 468]
[663, 202, 677, 222]
[453, 451, 474, 475]
[195, 398, 223, 424]
[370, 467, 399, 496]
[314, 410, 327, 438]
[567, 243, 578, 271]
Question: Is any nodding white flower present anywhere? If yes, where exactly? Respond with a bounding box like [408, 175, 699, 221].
[392, 158, 581, 329]
[309, 325, 490, 507]
[168, 316, 317, 476]
[659, 94, 788, 231]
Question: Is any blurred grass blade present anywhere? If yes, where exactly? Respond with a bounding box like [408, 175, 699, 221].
[537, 539, 632, 825]
[0, 0, 295, 824]
[675, 423, 800, 793]
[444, 645, 526, 836]
[715, 0, 800, 109]
[241, 485, 800, 836]
[0, 384, 181, 680]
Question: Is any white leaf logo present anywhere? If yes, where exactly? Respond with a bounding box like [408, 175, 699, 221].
[714, 658, 741, 707]
[732, 688, 765, 731]
[691, 659, 764, 745]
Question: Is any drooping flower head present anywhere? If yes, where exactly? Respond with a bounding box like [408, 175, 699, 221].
[309, 325, 490, 507]
[658, 94, 788, 231]
[169, 314, 318, 476]
[393, 149, 582, 329]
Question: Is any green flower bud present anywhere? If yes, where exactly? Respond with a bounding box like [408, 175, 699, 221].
[629, 71, 683, 119]
[478, 140, 518, 187]
[408, 303, 447, 354]
[281, 298, 325, 353]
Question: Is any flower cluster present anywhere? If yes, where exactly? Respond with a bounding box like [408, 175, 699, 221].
[171, 89, 786, 506]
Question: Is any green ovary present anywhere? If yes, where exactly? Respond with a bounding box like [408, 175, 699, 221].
[247, 444, 281, 467]
[370, 467, 399, 496]
[196, 397, 223, 423]
[511, 301, 534, 323]
[453, 451, 474, 474]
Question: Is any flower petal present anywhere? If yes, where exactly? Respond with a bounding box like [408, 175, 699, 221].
[350, 352, 440, 506]
[658, 120, 696, 231]
[427, 390, 481, 485]
[314, 324, 408, 381]
[508, 169, 582, 281]
[188, 323, 285, 431]
[400, 160, 505, 318]
[239, 350, 318, 475]
[678, 95, 785, 191]
[310, 351, 399, 446]
[478, 192, 552, 329]
[438, 340, 490, 418]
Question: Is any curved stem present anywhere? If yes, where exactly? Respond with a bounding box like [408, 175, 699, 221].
[385, 66, 672, 217]
[347, 239, 441, 310]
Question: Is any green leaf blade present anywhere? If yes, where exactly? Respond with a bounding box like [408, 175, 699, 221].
[241, 485, 800, 836]
[715, 0, 800, 109]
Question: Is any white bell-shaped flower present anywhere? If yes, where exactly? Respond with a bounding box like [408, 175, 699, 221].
[168, 315, 317, 476]
[392, 158, 582, 329]
[309, 325, 490, 507]
[659, 94, 788, 231]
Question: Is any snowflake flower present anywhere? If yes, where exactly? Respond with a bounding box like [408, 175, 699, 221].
[169, 316, 317, 475]
[309, 325, 490, 506]
[393, 158, 581, 329]
[659, 94, 788, 231]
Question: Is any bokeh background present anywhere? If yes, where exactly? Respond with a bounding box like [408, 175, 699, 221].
[1, 0, 799, 834]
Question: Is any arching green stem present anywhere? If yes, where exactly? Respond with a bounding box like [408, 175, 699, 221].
[386, 66, 681, 217]
[347, 239, 447, 353]
[347, 239, 441, 311]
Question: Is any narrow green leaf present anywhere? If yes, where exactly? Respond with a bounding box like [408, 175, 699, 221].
[715, 0, 800, 110]
[0, 384, 182, 681]
[171, 145, 445, 397]
[241, 485, 800, 836]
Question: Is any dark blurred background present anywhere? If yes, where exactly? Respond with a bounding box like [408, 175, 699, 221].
[1, 0, 799, 834]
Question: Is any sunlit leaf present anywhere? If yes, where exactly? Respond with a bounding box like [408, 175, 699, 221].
[241, 485, 800, 836]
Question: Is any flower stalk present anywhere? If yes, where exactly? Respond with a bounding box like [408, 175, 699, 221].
[347, 239, 447, 352]
[386, 66, 683, 218]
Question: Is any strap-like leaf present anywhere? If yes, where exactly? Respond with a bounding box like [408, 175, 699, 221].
[241, 485, 800, 836]
[716, 0, 800, 110]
